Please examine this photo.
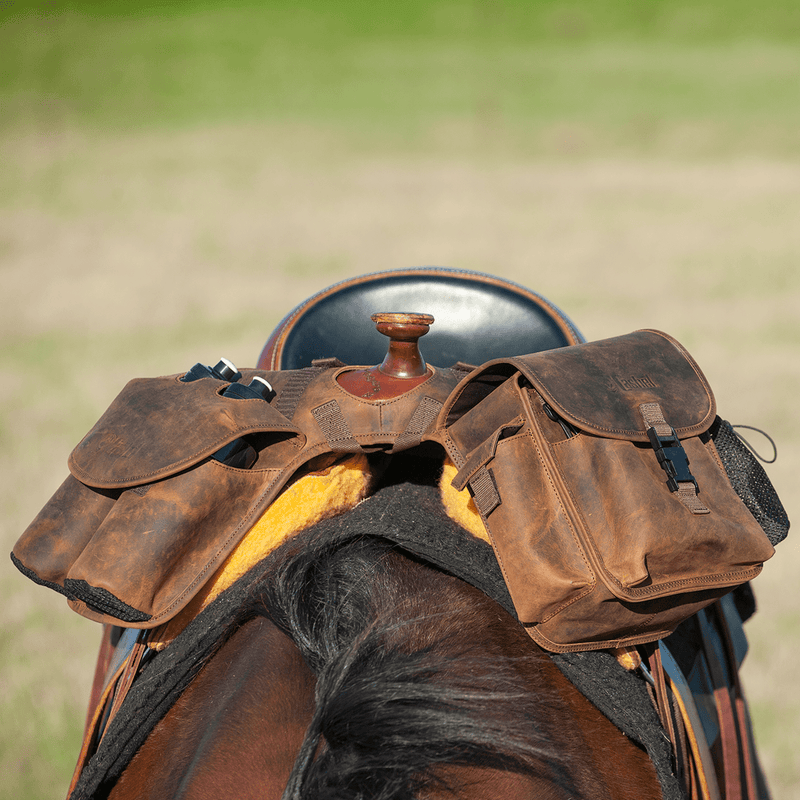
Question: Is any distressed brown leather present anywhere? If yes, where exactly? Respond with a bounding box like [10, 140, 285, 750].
[439, 330, 775, 652]
[12, 365, 462, 627]
[12, 330, 775, 649]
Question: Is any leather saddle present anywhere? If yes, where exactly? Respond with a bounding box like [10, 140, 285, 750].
[257, 266, 585, 369]
[240, 268, 779, 799]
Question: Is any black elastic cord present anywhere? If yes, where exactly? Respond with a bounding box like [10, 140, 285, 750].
[731, 424, 778, 464]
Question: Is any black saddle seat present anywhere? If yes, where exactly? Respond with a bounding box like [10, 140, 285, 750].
[257, 267, 584, 370]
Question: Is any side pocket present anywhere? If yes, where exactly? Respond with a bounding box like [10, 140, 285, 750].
[12, 475, 121, 597]
[477, 432, 595, 625]
[710, 418, 790, 546]
[63, 460, 284, 625]
[549, 432, 773, 601]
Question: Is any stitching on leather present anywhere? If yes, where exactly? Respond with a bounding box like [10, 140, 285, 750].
[70, 421, 302, 487]
[144, 441, 330, 622]
[548, 435, 761, 599]
[146, 468, 289, 623]
[527, 624, 675, 653]
[441, 430, 466, 470]
[508, 330, 716, 438]
[515, 428, 596, 624]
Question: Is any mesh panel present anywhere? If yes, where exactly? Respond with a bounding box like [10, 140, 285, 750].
[710, 418, 790, 546]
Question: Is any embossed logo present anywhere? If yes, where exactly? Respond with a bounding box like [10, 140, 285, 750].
[612, 374, 658, 391]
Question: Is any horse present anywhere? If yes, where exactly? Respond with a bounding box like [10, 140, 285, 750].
[68, 462, 667, 800]
[18, 268, 780, 800]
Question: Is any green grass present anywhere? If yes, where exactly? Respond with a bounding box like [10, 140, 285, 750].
[2, 1, 800, 158]
[0, 609, 93, 800]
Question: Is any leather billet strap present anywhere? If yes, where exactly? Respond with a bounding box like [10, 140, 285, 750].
[696, 603, 764, 800]
[68, 628, 151, 799]
[641, 597, 767, 800]
[649, 642, 722, 800]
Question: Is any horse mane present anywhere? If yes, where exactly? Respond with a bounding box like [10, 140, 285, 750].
[243, 518, 569, 800]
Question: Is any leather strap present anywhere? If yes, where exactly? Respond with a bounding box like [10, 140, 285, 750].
[658, 642, 722, 800]
[100, 637, 149, 744]
[717, 605, 761, 800]
[67, 631, 150, 798]
[83, 625, 115, 736]
[646, 646, 681, 774]
[312, 400, 364, 453]
[67, 659, 126, 799]
[697, 603, 762, 800]
[640, 402, 710, 514]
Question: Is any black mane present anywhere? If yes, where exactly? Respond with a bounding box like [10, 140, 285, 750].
[249, 526, 565, 799]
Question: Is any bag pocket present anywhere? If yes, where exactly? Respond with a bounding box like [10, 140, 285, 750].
[62, 460, 287, 624]
[13, 369, 304, 627]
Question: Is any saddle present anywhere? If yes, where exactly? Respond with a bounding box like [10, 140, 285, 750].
[12, 268, 789, 800]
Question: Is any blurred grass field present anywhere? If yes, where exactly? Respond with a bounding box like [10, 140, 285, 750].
[1, 2, 799, 797]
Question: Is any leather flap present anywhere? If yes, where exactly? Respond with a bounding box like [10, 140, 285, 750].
[478, 330, 716, 442]
[69, 370, 301, 488]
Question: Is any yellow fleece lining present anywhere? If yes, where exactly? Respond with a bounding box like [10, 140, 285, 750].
[438, 460, 492, 544]
[149, 454, 375, 649]
[149, 456, 491, 650]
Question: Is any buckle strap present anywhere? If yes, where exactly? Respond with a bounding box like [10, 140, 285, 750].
[640, 402, 710, 515]
[468, 466, 501, 517]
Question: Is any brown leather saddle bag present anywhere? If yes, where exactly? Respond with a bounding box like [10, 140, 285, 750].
[439, 329, 775, 652]
[13, 329, 778, 652]
[11, 363, 460, 627]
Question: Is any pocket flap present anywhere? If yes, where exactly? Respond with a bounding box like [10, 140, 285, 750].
[451, 417, 525, 491]
[69, 370, 301, 488]
[474, 330, 716, 441]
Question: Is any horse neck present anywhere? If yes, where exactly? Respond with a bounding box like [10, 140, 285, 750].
[106, 530, 662, 800]
[266, 534, 661, 800]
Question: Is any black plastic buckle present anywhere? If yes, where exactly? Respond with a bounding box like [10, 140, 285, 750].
[646, 426, 699, 494]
